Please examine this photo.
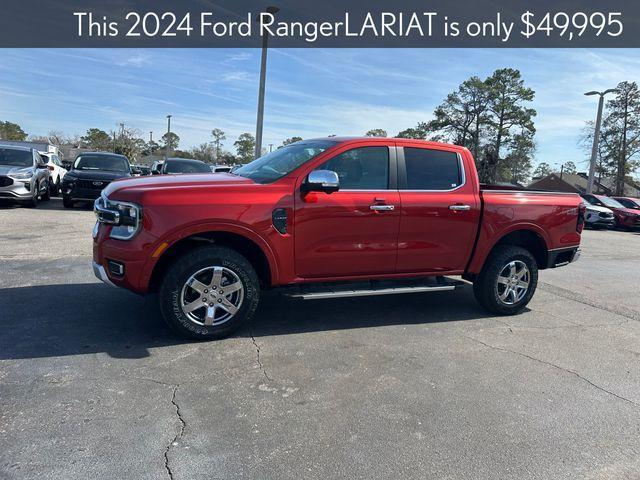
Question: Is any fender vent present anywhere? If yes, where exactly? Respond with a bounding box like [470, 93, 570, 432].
[272, 208, 288, 234]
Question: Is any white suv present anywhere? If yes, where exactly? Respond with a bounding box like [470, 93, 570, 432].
[39, 152, 67, 196]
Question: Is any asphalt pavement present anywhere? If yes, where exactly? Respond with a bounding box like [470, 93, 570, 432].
[1, 198, 639, 479]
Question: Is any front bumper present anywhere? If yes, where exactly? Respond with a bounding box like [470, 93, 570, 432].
[0, 176, 34, 200]
[93, 261, 115, 286]
[618, 215, 640, 228]
[92, 221, 157, 294]
[63, 180, 109, 201]
[586, 218, 615, 227]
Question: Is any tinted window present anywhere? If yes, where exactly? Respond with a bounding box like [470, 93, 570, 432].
[616, 198, 639, 209]
[318, 146, 389, 190]
[0, 148, 33, 167]
[403, 148, 461, 190]
[75, 155, 129, 173]
[598, 196, 625, 209]
[582, 194, 603, 206]
[164, 160, 210, 174]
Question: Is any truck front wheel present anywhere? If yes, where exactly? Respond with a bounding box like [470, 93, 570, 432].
[159, 245, 260, 340]
[473, 245, 538, 315]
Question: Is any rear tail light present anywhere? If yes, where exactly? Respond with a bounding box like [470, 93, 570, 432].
[576, 203, 586, 233]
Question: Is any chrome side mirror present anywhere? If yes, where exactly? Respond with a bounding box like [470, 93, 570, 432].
[304, 170, 340, 194]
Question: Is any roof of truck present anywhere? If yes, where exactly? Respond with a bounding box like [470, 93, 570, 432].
[305, 136, 465, 150]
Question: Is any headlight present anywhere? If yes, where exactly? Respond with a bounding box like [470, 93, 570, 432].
[95, 194, 142, 240]
[9, 168, 35, 180]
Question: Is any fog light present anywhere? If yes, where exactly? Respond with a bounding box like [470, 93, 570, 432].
[107, 260, 125, 277]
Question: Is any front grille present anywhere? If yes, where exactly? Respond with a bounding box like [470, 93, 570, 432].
[0, 176, 13, 187]
[599, 212, 613, 219]
[76, 179, 110, 190]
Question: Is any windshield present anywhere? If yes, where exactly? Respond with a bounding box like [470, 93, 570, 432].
[164, 159, 211, 174]
[74, 155, 129, 173]
[598, 196, 625, 209]
[616, 198, 640, 209]
[234, 140, 337, 183]
[0, 148, 33, 167]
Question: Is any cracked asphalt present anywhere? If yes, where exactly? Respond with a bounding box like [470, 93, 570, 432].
[1, 198, 639, 479]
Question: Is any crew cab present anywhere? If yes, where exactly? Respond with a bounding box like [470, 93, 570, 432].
[93, 138, 584, 340]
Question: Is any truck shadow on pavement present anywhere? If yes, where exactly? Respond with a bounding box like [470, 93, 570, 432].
[0, 282, 494, 361]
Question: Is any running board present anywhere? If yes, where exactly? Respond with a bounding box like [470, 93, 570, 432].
[282, 277, 465, 300]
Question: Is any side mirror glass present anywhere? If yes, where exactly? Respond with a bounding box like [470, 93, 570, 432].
[304, 170, 340, 194]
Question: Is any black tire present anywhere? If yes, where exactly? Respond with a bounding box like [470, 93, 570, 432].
[41, 181, 50, 201]
[25, 187, 38, 208]
[473, 245, 538, 315]
[50, 178, 60, 196]
[159, 245, 260, 340]
[62, 196, 74, 208]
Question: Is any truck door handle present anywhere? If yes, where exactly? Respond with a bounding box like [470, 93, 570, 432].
[449, 204, 471, 211]
[370, 205, 395, 211]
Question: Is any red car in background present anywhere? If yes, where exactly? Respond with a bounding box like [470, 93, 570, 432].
[581, 194, 640, 230]
[613, 196, 640, 211]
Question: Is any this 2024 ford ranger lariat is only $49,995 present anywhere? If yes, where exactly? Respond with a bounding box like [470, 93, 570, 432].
[93, 137, 584, 339]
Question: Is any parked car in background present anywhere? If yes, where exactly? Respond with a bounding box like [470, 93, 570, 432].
[161, 158, 211, 174]
[210, 164, 232, 173]
[39, 152, 67, 196]
[612, 196, 640, 211]
[93, 137, 584, 340]
[581, 193, 640, 230]
[61, 158, 73, 171]
[61, 152, 131, 208]
[581, 198, 615, 229]
[150, 160, 164, 175]
[131, 164, 151, 176]
[0, 145, 50, 207]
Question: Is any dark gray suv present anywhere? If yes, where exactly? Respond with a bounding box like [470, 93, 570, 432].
[0, 145, 50, 207]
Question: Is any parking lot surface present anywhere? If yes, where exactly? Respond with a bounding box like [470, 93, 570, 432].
[1, 198, 639, 480]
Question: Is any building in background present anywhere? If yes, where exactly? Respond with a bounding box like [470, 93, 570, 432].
[0, 139, 60, 157]
[529, 172, 640, 198]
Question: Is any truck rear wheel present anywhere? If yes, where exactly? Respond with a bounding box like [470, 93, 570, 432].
[473, 245, 538, 315]
[159, 245, 260, 340]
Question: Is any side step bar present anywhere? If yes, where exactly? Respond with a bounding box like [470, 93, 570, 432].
[282, 277, 465, 300]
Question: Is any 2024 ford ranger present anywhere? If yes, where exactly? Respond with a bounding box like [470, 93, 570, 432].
[93, 137, 584, 339]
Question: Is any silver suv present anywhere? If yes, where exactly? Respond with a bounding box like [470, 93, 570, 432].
[0, 145, 50, 207]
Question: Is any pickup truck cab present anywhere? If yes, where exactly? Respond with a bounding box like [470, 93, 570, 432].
[93, 137, 584, 339]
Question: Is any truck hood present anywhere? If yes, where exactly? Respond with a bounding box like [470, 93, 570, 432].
[103, 172, 256, 199]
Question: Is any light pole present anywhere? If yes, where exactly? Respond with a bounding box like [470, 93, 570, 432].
[585, 89, 615, 193]
[166, 115, 172, 158]
[254, 6, 279, 159]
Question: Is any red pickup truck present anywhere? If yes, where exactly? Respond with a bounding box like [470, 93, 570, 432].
[93, 137, 584, 339]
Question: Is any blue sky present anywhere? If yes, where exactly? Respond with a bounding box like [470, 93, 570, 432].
[1, 48, 638, 172]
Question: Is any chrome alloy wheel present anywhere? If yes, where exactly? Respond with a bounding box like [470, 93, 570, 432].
[495, 260, 530, 305]
[180, 266, 244, 326]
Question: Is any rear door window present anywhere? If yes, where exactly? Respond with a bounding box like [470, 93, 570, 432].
[402, 148, 461, 190]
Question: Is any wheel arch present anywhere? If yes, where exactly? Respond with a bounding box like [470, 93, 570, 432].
[465, 226, 550, 280]
[147, 228, 276, 293]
